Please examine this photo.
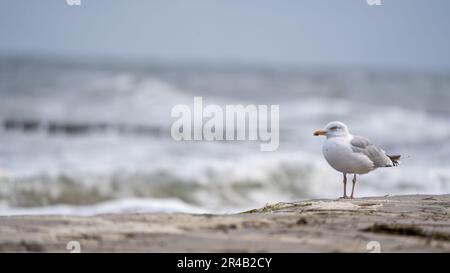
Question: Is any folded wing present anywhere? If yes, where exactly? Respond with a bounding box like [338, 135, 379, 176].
[350, 136, 397, 168]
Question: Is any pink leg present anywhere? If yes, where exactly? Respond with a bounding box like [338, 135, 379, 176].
[342, 173, 348, 199]
[350, 174, 357, 199]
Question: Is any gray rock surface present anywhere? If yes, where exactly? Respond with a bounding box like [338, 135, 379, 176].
[1, 194, 449, 252]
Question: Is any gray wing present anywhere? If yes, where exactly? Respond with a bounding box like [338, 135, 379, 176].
[350, 136, 393, 167]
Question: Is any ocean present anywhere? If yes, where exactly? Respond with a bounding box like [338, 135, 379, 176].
[0, 55, 449, 215]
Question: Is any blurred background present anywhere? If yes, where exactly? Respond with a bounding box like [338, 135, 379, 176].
[0, 0, 449, 215]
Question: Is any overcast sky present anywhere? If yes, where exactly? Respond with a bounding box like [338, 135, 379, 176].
[0, 0, 449, 70]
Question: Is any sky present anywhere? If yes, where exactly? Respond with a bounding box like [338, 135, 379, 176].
[0, 0, 449, 70]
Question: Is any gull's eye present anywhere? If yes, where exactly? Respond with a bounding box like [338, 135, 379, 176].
[330, 126, 339, 131]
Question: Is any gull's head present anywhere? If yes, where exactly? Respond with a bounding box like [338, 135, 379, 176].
[313, 121, 350, 138]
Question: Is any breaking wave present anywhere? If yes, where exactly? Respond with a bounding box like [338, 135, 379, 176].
[0, 56, 449, 215]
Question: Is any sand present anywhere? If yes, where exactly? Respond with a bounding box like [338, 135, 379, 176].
[0, 194, 449, 252]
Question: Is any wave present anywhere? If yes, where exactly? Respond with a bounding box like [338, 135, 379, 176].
[0, 198, 207, 216]
[1, 152, 449, 215]
[1, 57, 450, 215]
[0, 153, 333, 209]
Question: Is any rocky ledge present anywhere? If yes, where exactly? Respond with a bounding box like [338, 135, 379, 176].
[0, 194, 449, 252]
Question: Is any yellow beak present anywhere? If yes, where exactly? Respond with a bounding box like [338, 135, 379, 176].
[313, 130, 327, 136]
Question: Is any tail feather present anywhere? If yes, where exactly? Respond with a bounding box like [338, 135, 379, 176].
[388, 155, 401, 166]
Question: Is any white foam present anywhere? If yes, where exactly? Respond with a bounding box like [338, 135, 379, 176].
[0, 197, 207, 216]
[1, 59, 450, 215]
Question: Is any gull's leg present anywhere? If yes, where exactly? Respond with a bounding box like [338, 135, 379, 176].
[342, 173, 348, 199]
[350, 174, 357, 199]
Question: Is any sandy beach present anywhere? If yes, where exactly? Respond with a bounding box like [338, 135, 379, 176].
[0, 194, 449, 253]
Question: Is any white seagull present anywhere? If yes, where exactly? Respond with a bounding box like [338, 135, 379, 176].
[313, 121, 400, 199]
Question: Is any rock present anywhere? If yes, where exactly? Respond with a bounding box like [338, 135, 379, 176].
[0, 194, 449, 252]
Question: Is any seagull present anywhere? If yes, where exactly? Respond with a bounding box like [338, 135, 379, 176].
[313, 121, 400, 199]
